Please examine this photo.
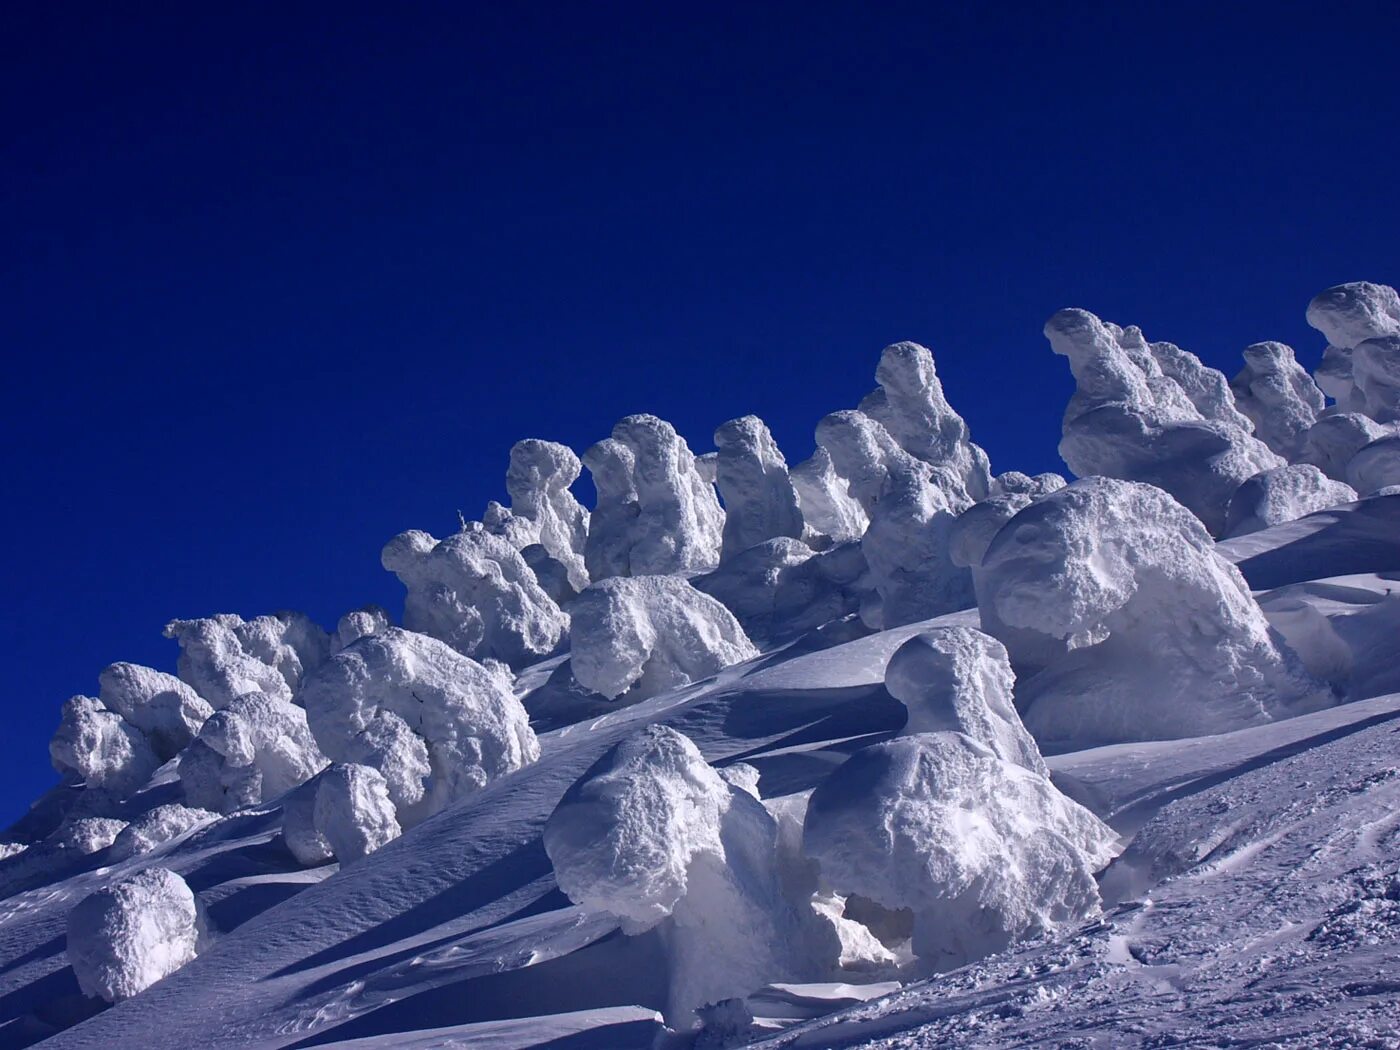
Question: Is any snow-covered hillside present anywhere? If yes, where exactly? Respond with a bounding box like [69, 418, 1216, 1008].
[3, 283, 1400, 1049]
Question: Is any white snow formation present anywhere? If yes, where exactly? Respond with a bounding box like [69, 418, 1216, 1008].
[1345, 434, 1400, 494]
[789, 447, 869, 544]
[947, 472, 1067, 570]
[109, 804, 218, 861]
[178, 692, 327, 813]
[298, 627, 539, 825]
[883, 627, 1047, 775]
[713, 415, 805, 561]
[66, 867, 200, 1002]
[54, 817, 127, 855]
[975, 477, 1326, 749]
[1047, 308, 1282, 535]
[1306, 281, 1400, 419]
[1298, 411, 1392, 480]
[381, 524, 567, 667]
[568, 574, 758, 701]
[1229, 341, 1326, 459]
[331, 605, 391, 652]
[97, 663, 212, 760]
[163, 612, 330, 708]
[505, 438, 591, 590]
[1223, 464, 1358, 537]
[802, 732, 1116, 972]
[49, 695, 160, 796]
[312, 763, 401, 864]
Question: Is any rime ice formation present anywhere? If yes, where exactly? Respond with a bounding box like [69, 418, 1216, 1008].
[505, 439, 591, 590]
[163, 612, 330, 708]
[976, 478, 1326, 749]
[1306, 281, 1400, 417]
[713, 415, 804, 561]
[313, 763, 401, 864]
[859, 341, 992, 505]
[789, 447, 869, 544]
[816, 409, 970, 626]
[97, 663, 212, 760]
[55, 817, 127, 855]
[1297, 411, 1392, 481]
[298, 627, 539, 824]
[331, 605, 391, 652]
[178, 693, 327, 813]
[802, 733, 1116, 972]
[950, 474, 1068, 570]
[66, 868, 200, 1003]
[1230, 342, 1326, 459]
[883, 628, 1047, 775]
[1223, 465, 1358, 537]
[109, 804, 218, 861]
[380, 524, 567, 667]
[1346, 434, 1400, 495]
[568, 575, 758, 701]
[543, 726, 800, 1026]
[50, 695, 159, 796]
[1046, 308, 1282, 535]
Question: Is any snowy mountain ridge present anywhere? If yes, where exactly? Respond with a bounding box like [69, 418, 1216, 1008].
[3, 282, 1400, 1049]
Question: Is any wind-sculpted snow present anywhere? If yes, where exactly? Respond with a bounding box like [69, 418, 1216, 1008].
[109, 804, 218, 861]
[1047, 308, 1282, 535]
[50, 695, 160, 796]
[162, 612, 330, 709]
[97, 663, 212, 760]
[505, 439, 591, 591]
[789, 447, 869, 544]
[802, 732, 1116, 973]
[178, 692, 327, 813]
[1223, 463, 1357, 537]
[1346, 434, 1400, 494]
[381, 524, 567, 667]
[1307, 281, 1400, 418]
[66, 867, 200, 1003]
[543, 726, 802, 1026]
[568, 575, 758, 701]
[1229, 341, 1326, 459]
[883, 627, 1047, 775]
[816, 409, 970, 627]
[713, 415, 804, 561]
[859, 341, 991, 506]
[976, 477, 1328, 749]
[332, 605, 391, 652]
[313, 763, 401, 865]
[297, 627, 539, 825]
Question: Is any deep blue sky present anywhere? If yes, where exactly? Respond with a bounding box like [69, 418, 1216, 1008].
[3, 3, 1397, 825]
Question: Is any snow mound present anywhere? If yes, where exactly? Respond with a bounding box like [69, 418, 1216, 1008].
[1306, 281, 1400, 416]
[1346, 434, 1400, 494]
[298, 627, 539, 825]
[883, 627, 1047, 775]
[1046, 308, 1282, 535]
[66, 867, 200, 1003]
[313, 763, 401, 864]
[1223, 464, 1357, 537]
[802, 732, 1116, 972]
[976, 477, 1327, 749]
[109, 803, 218, 860]
[178, 692, 327, 813]
[1230, 341, 1325, 459]
[381, 525, 567, 667]
[714, 415, 805, 561]
[505, 438, 591, 591]
[97, 663, 212, 759]
[50, 695, 159, 796]
[569, 575, 758, 701]
[162, 612, 329, 708]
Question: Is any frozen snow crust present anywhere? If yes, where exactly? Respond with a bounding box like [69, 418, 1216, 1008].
[6, 279, 1399, 1047]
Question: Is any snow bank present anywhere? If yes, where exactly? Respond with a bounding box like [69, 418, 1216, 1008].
[976, 477, 1327, 749]
[1223, 464, 1358, 537]
[163, 612, 329, 708]
[298, 627, 539, 824]
[1306, 281, 1400, 418]
[569, 575, 758, 701]
[381, 524, 567, 666]
[714, 415, 804, 561]
[505, 439, 591, 590]
[50, 695, 159, 795]
[179, 692, 327, 813]
[883, 627, 1047, 774]
[1047, 308, 1282, 535]
[110, 804, 218, 860]
[67, 867, 200, 1002]
[802, 732, 1116, 972]
[1229, 341, 1325, 460]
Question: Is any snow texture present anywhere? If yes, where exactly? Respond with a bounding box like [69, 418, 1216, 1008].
[298, 627, 539, 825]
[163, 612, 330, 709]
[1229, 341, 1326, 459]
[569, 575, 758, 701]
[1346, 433, 1400, 494]
[312, 763, 401, 864]
[50, 695, 159, 796]
[713, 415, 805, 561]
[1047, 308, 1283, 535]
[1306, 281, 1400, 418]
[789, 447, 869, 544]
[975, 477, 1327, 749]
[331, 605, 391, 652]
[109, 804, 218, 861]
[802, 732, 1116, 972]
[381, 524, 567, 667]
[98, 663, 212, 760]
[1223, 463, 1357, 537]
[505, 439, 591, 591]
[1298, 410, 1391, 481]
[66, 867, 200, 1002]
[54, 817, 127, 855]
[178, 692, 327, 813]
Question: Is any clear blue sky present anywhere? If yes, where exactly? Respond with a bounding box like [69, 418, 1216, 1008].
[3, 3, 1397, 825]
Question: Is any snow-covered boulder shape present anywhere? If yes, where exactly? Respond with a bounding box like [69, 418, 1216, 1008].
[298, 627, 539, 825]
[505, 439, 590, 590]
[178, 693, 327, 813]
[789, 447, 868, 544]
[1224, 464, 1358, 537]
[543, 726, 800, 1026]
[569, 575, 758, 701]
[1046, 308, 1282, 535]
[313, 763, 400, 864]
[1306, 281, 1400, 417]
[1297, 411, 1391, 480]
[380, 524, 567, 667]
[950, 474, 1067, 570]
[66, 868, 200, 1003]
[97, 663, 212, 759]
[55, 817, 127, 855]
[162, 612, 330, 709]
[1230, 342, 1326, 459]
[50, 696, 159, 795]
[1346, 435, 1400, 495]
[859, 341, 992, 506]
[976, 478, 1326, 749]
[816, 409, 970, 626]
[713, 415, 804, 561]
[803, 733, 1115, 972]
[109, 804, 218, 861]
[331, 605, 391, 652]
[884, 628, 1047, 776]
[992, 470, 1066, 497]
